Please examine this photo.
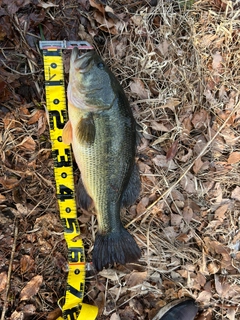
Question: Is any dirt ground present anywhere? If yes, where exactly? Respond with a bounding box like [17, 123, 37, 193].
[0, 0, 240, 319]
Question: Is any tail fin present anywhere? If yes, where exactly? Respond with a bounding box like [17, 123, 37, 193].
[92, 226, 141, 271]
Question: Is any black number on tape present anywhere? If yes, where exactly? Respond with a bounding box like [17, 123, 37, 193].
[67, 283, 84, 299]
[62, 218, 80, 233]
[52, 149, 71, 167]
[49, 110, 67, 130]
[69, 247, 84, 263]
[63, 305, 81, 320]
[58, 185, 74, 201]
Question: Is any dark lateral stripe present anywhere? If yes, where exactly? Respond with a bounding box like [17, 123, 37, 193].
[43, 50, 61, 56]
[45, 80, 64, 86]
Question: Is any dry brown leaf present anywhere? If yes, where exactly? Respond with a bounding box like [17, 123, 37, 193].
[227, 151, 240, 164]
[0, 176, 21, 189]
[221, 252, 234, 271]
[151, 121, 171, 132]
[166, 140, 178, 161]
[177, 149, 193, 163]
[193, 157, 203, 174]
[109, 38, 127, 59]
[163, 226, 178, 240]
[157, 39, 169, 56]
[126, 271, 147, 288]
[9, 310, 24, 320]
[221, 128, 237, 146]
[152, 155, 177, 170]
[131, 15, 143, 27]
[37, 1, 58, 8]
[138, 162, 156, 184]
[20, 255, 35, 274]
[4, 0, 30, 15]
[170, 213, 182, 226]
[89, 0, 105, 13]
[193, 272, 206, 290]
[18, 136, 36, 151]
[136, 197, 149, 215]
[171, 189, 185, 202]
[204, 237, 228, 255]
[27, 109, 45, 125]
[21, 304, 36, 315]
[160, 98, 181, 111]
[110, 313, 121, 320]
[196, 290, 212, 303]
[171, 199, 184, 212]
[226, 307, 237, 320]
[180, 172, 197, 194]
[193, 134, 207, 156]
[196, 308, 212, 320]
[231, 186, 240, 201]
[176, 233, 190, 242]
[129, 299, 144, 316]
[94, 291, 105, 316]
[92, 11, 117, 34]
[20, 275, 43, 301]
[98, 269, 125, 281]
[0, 194, 6, 203]
[129, 79, 149, 99]
[214, 275, 231, 298]
[0, 271, 7, 292]
[3, 114, 21, 129]
[199, 34, 217, 47]
[78, 24, 94, 45]
[207, 261, 220, 275]
[212, 51, 223, 72]
[177, 269, 188, 278]
[182, 206, 193, 223]
[214, 203, 229, 221]
[46, 308, 62, 320]
[191, 109, 208, 129]
[37, 114, 47, 135]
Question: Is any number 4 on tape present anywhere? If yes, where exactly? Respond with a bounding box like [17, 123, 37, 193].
[40, 40, 98, 320]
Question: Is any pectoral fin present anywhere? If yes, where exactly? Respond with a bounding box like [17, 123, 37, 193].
[62, 120, 73, 144]
[77, 113, 95, 144]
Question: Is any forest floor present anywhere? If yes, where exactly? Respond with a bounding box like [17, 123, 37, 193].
[0, 0, 240, 319]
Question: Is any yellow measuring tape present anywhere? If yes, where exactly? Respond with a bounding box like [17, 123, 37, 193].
[40, 41, 98, 320]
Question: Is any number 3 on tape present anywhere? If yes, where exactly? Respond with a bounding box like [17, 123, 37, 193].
[40, 40, 98, 320]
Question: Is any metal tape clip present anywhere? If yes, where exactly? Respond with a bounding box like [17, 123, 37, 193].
[39, 40, 94, 50]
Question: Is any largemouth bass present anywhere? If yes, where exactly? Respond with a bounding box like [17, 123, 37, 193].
[63, 47, 141, 271]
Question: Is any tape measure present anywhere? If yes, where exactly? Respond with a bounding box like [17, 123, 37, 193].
[39, 40, 98, 320]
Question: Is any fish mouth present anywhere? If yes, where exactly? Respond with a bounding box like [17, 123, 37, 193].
[71, 48, 95, 73]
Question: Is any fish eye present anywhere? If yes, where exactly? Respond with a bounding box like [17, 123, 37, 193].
[97, 62, 105, 69]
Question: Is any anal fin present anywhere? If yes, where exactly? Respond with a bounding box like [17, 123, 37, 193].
[76, 176, 93, 210]
[121, 164, 141, 208]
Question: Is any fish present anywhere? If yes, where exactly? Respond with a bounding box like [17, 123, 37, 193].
[62, 47, 141, 271]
